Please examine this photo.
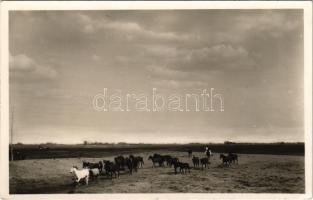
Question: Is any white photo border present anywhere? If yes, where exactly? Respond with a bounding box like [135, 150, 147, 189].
[0, 1, 312, 199]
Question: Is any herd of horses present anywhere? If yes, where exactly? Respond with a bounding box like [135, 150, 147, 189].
[70, 150, 239, 186]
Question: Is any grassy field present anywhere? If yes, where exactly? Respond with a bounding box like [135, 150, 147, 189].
[10, 149, 304, 194]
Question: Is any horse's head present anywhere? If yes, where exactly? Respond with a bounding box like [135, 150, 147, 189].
[70, 166, 77, 173]
[219, 154, 224, 159]
[148, 156, 152, 160]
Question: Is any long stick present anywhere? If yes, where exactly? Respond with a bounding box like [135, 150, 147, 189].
[10, 106, 14, 161]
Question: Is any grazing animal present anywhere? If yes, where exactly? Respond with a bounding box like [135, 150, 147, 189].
[136, 156, 144, 167]
[129, 155, 139, 172]
[180, 162, 191, 173]
[228, 153, 238, 164]
[205, 147, 213, 160]
[114, 156, 126, 170]
[89, 168, 100, 179]
[200, 157, 209, 170]
[220, 154, 231, 166]
[173, 161, 181, 174]
[125, 157, 134, 174]
[153, 153, 162, 158]
[173, 162, 190, 174]
[148, 155, 165, 167]
[168, 157, 179, 167]
[82, 161, 103, 173]
[163, 155, 173, 166]
[102, 160, 110, 172]
[192, 156, 200, 168]
[123, 155, 139, 174]
[70, 166, 89, 185]
[187, 149, 193, 157]
[104, 161, 120, 179]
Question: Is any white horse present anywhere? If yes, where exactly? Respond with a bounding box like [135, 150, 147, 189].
[70, 167, 89, 185]
[89, 168, 100, 179]
[204, 147, 213, 159]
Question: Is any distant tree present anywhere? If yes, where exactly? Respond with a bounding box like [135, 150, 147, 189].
[117, 142, 127, 145]
[83, 140, 88, 145]
[224, 141, 235, 145]
[278, 142, 285, 145]
[45, 142, 55, 145]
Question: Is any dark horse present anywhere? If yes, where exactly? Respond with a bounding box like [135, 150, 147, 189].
[148, 155, 165, 167]
[103, 161, 120, 179]
[173, 161, 190, 174]
[136, 156, 144, 167]
[228, 152, 239, 164]
[114, 156, 126, 170]
[82, 161, 103, 173]
[200, 157, 209, 170]
[220, 154, 231, 166]
[192, 156, 200, 168]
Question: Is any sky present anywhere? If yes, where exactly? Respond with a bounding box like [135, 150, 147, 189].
[9, 10, 304, 144]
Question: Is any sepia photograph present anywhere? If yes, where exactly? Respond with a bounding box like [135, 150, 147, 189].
[0, 1, 312, 199]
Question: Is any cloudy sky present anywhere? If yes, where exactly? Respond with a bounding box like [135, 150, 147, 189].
[9, 10, 304, 144]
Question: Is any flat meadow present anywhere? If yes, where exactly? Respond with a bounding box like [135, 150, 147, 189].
[9, 144, 304, 194]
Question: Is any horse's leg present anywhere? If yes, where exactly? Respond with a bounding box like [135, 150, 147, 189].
[76, 178, 80, 186]
[85, 176, 88, 185]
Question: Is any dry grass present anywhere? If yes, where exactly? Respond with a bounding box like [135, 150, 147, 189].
[9, 151, 304, 194]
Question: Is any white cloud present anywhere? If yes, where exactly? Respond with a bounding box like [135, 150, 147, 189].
[9, 54, 36, 71]
[10, 53, 57, 80]
[152, 79, 208, 89]
[169, 44, 256, 71]
[147, 65, 189, 79]
[74, 13, 190, 42]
